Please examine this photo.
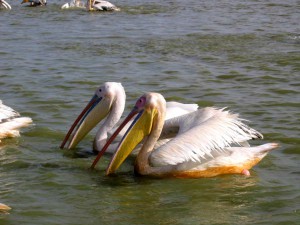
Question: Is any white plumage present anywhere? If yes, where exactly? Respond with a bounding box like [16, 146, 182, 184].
[150, 107, 263, 167]
[0, 0, 11, 9]
[61, 0, 85, 9]
[104, 92, 278, 177]
[0, 100, 32, 142]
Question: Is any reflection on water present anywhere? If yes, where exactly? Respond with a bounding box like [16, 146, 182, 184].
[1, 0, 300, 224]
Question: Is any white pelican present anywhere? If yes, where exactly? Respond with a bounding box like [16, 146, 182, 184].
[94, 92, 278, 178]
[0, 100, 32, 143]
[0, 0, 11, 9]
[61, 0, 85, 9]
[60, 82, 198, 156]
[87, 0, 120, 11]
[60, 82, 126, 152]
[21, 0, 46, 7]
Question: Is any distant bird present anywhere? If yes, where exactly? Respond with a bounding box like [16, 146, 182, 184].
[60, 82, 198, 156]
[0, 0, 11, 9]
[0, 100, 32, 143]
[61, 0, 85, 9]
[86, 0, 120, 11]
[94, 92, 278, 178]
[21, 0, 46, 7]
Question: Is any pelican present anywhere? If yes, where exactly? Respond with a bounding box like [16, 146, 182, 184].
[87, 0, 120, 11]
[0, 0, 11, 9]
[0, 100, 32, 142]
[94, 92, 278, 178]
[21, 0, 46, 7]
[60, 82, 198, 155]
[61, 0, 85, 9]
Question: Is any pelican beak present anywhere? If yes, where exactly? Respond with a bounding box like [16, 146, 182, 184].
[93, 104, 156, 174]
[21, 0, 29, 4]
[60, 94, 112, 149]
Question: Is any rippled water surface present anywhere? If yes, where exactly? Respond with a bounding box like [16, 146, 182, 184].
[1, 0, 300, 224]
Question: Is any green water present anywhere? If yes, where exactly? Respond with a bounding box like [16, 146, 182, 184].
[1, 0, 299, 224]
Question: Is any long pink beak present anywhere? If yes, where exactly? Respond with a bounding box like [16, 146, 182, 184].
[90, 108, 139, 169]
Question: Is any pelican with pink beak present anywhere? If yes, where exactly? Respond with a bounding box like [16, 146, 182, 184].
[92, 92, 278, 178]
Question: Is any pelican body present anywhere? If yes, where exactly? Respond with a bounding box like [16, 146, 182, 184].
[0, 100, 32, 142]
[0, 0, 11, 9]
[93, 93, 278, 178]
[87, 0, 120, 11]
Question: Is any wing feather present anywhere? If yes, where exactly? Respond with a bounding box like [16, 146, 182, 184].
[150, 107, 262, 167]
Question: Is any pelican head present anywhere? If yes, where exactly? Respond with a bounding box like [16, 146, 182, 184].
[91, 92, 166, 174]
[60, 82, 125, 150]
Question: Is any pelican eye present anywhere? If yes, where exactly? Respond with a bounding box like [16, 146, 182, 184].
[136, 96, 146, 108]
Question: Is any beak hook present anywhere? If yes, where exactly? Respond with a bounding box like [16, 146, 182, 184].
[60, 95, 100, 149]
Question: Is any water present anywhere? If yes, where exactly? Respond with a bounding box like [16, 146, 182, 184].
[1, 0, 299, 224]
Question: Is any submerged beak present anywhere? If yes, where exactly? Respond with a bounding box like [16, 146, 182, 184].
[90, 104, 157, 174]
[60, 94, 112, 149]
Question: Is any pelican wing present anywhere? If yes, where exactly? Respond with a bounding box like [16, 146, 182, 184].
[150, 107, 263, 167]
[165, 101, 198, 120]
[0, 100, 20, 121]
[0, 100, 32, 140]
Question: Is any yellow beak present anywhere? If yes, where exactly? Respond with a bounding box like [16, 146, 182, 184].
[106, 107, 157, 174]
[60, 94, 112, 149]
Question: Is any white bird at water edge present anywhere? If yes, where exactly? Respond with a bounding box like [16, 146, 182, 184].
[60, 82, 198, 155]
[0, 100, 32, 143]
[93, 92, 278, 178]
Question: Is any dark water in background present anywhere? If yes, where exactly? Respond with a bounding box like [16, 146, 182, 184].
[1, 0, 299, 224]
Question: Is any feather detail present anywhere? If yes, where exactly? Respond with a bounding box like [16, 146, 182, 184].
[0, 100, 33, 141]
[150, 107, 262, 167]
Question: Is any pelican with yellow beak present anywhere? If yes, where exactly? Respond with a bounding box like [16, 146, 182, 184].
[61, 82, 198, 154]
[60, 82, 126, 152]
[94, 92, 278, 178]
